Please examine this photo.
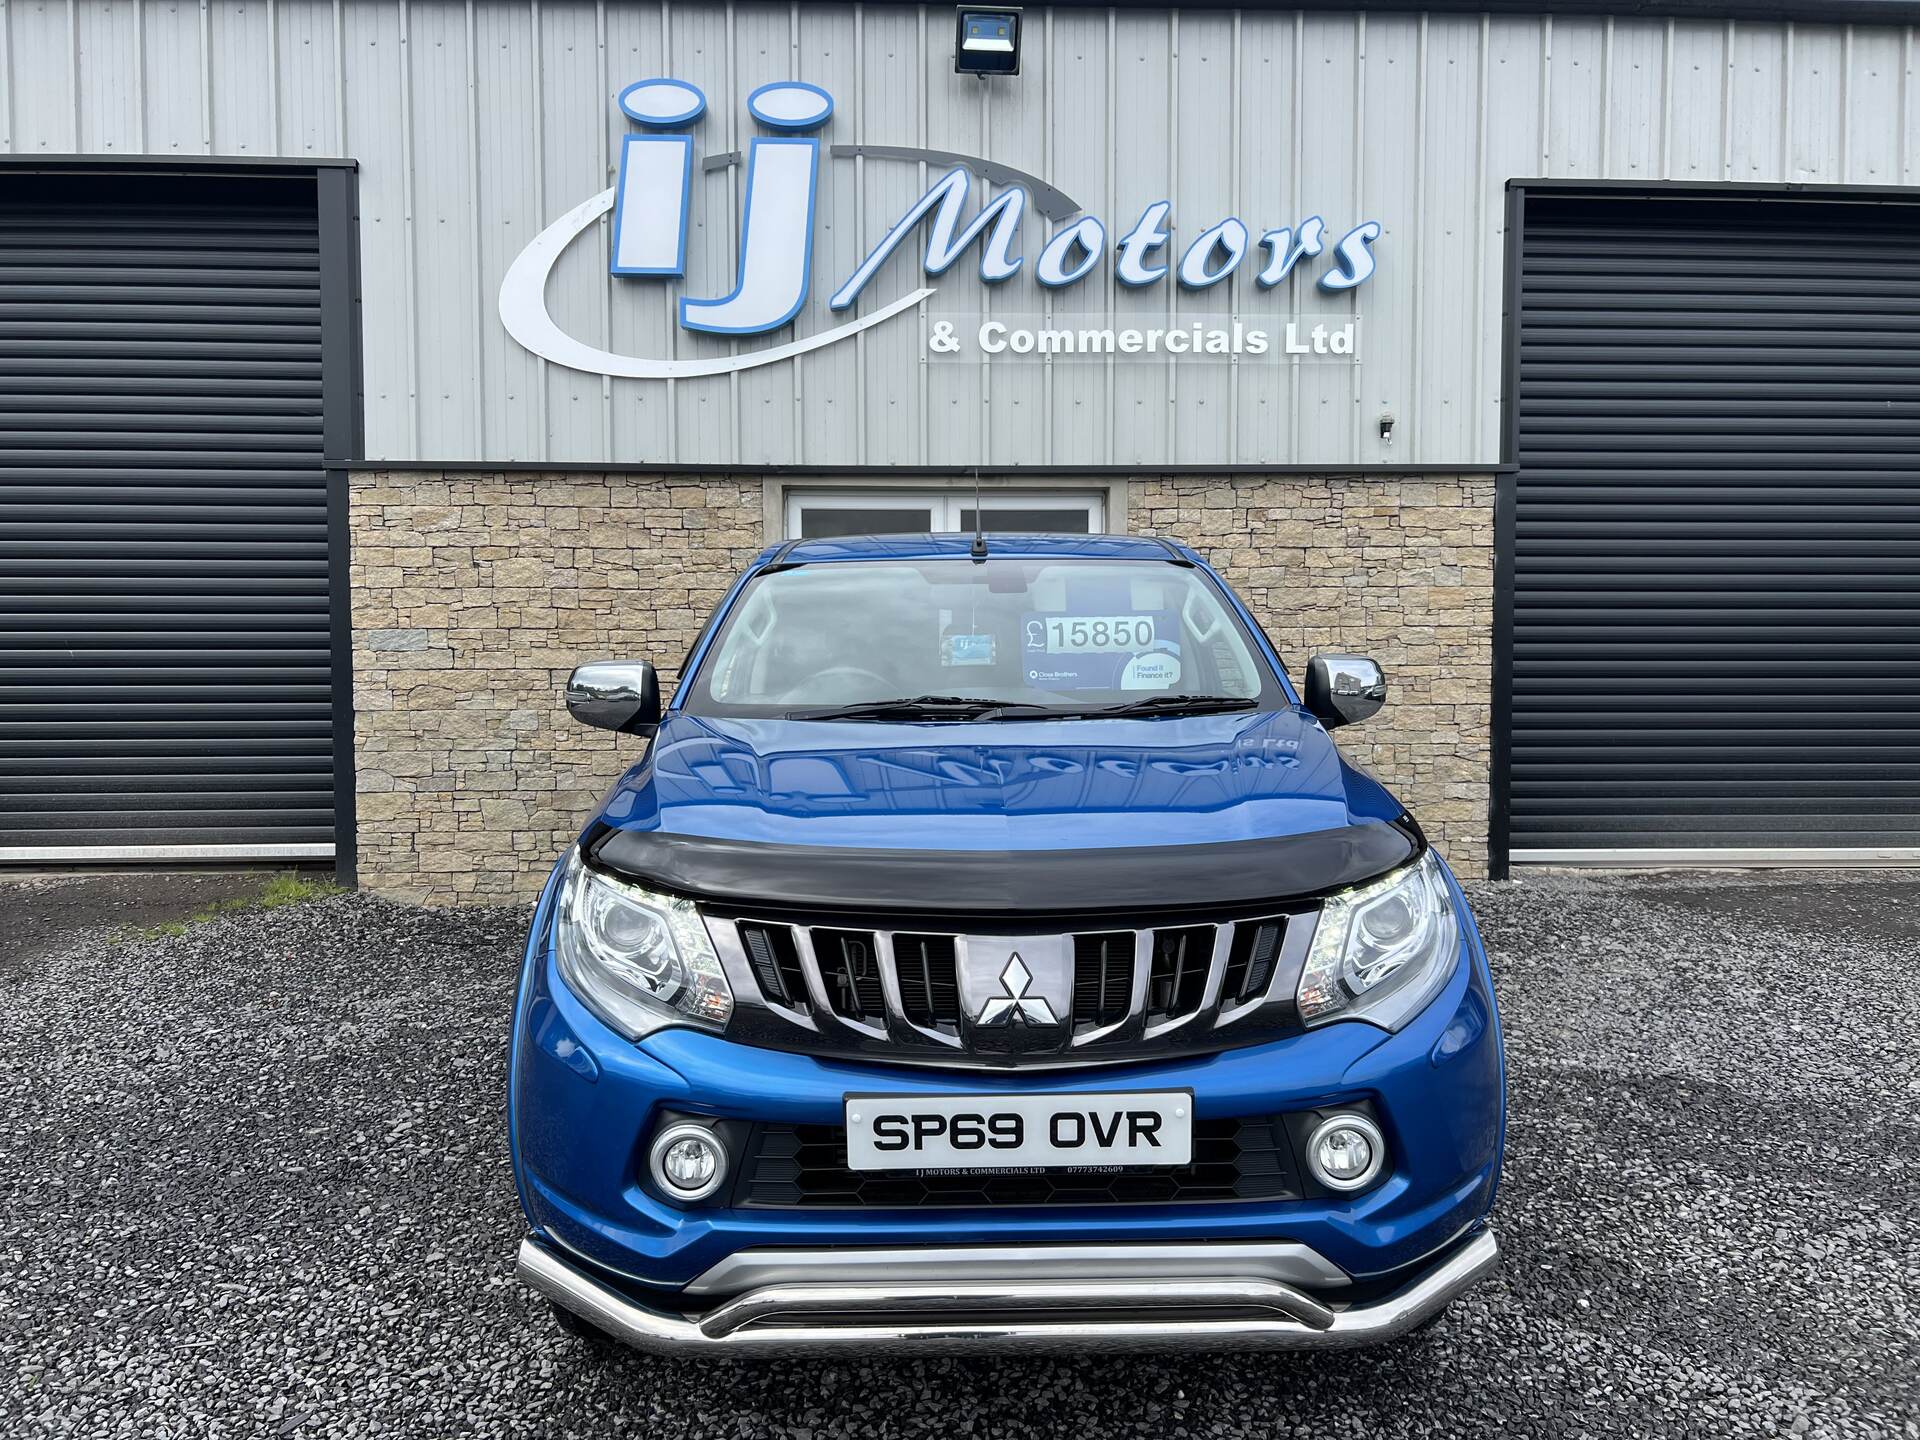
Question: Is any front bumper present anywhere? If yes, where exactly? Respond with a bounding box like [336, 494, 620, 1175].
[508, 852, 1507, 1325]
[518, 1228, 1500, 1355]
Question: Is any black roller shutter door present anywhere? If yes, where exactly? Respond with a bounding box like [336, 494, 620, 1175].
[1508, 190, 1920, 857]
[0, 172, 335, 858]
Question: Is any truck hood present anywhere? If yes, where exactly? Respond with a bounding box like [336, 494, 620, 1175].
[589, 708, 1407, 854]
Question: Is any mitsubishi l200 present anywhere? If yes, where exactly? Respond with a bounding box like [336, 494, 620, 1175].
[508, 532, 1504, 1355]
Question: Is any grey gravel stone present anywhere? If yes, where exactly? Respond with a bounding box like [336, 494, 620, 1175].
[0, 869, 1915, 1438]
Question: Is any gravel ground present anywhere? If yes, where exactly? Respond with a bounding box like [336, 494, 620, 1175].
[1, 869, 1915, 1439]
[0, 871, 268, 983]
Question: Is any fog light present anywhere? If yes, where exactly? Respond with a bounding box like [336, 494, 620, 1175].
[1305, 1113, 1387, 1192]
[648, 1122, 728, 1203]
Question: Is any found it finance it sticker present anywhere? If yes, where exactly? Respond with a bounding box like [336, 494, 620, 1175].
[1120, 652, 1181, 689]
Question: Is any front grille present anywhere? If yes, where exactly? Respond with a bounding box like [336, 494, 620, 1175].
[894, 934, 960, 1028]
[1222, 920, 1287, 1006]
[815, 929, 885, 1024]
[1071, 932, 1133, 1030]
[738, 922, 810, 1013]
[706, 905, 1317, 1067]
[1146, 926, 1214, 1025]
[737, 1115, 1305, 1208]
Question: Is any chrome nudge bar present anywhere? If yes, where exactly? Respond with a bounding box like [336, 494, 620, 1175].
[517, 1230, 1500, 1356]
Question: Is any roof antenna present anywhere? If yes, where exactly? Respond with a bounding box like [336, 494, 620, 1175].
[969, 468, 989, 561]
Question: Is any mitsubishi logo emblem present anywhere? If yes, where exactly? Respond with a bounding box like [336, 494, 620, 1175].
[976, 954, 1059, 1027]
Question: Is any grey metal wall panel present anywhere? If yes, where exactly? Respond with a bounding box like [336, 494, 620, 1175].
[1292, 11, 1357, 463]
[1509, 190, 1920, 852]
[143, 0, 208, 155]
[342, 0, 410, 453]
[1230, 10, 1289, 464]
[409, 0, 481, 462]
[275, 0, 347, 161]
[212, 0, 275, 152]
[475, 0, 544, 460]
[75, 1, 138, 152]
[2, 2, 1917, 466]
[0, 170, 335, 851]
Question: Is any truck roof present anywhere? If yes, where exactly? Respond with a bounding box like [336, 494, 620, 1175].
[763, 532, 1194, 566]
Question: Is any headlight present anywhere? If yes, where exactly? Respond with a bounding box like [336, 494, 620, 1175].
[1295, 850, 1460, 1030]
[552, 850, 733, 1040]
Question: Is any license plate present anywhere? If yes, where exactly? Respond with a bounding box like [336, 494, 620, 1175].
[842, 1090, 1193, 1172]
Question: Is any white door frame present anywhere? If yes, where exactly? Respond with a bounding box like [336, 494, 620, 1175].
[766, 479, 1126, 542]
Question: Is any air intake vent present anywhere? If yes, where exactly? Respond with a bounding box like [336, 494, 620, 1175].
[740, 1114, 1305, 1208]
[1071, 932, 1134, 1030]
[1221, 920, 1287, 1005]
[814, 930, 885, 1023]
[892, 934, 960, 1028]
[1145, 926, 1213, 1024]
[738, 922, 810, 1012]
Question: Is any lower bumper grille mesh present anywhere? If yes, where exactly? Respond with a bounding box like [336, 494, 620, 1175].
[736, 1114, 1306, 1208]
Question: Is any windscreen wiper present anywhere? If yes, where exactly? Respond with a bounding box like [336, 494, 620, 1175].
[1061, 694, 1262, 719]
[786, 694, 1012, 721]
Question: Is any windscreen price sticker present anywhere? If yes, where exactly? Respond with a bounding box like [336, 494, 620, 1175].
[1030, 614, 1156, 653]
[1021, 608, 1181, 691]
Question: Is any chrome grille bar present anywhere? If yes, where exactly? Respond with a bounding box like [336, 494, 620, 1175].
[873, 931, 963, 1050]
[1142, 922, 1236, 1041]
[792, 926, 887, 1042]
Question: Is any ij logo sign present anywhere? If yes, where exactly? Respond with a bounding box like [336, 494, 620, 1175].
[498, 78, 1381, 379]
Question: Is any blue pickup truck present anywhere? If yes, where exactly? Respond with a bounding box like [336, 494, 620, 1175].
[508, 532, 1504, 1355]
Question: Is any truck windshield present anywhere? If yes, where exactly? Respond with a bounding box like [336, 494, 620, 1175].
[688, 558, 1282, 719]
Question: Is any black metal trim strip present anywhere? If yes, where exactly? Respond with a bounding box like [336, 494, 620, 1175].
[588, 821, 1419, 916]
[318, 165, 365, 887]
[0, 154, 358, 171]
[1509, 176, 1920, 202]
[846, 0, 1920, 20]
[345, 460, 1515, 477]
[1490, 183, 1526, 883]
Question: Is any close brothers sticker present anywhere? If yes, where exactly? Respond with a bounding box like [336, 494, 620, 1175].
[1021, 610, 1182, 690]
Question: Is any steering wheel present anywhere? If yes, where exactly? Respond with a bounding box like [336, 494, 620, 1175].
[776, 665, 897, 704]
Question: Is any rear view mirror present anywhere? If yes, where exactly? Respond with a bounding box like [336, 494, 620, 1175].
[566, 660, 661, 736]
[1305, 654, 1386, 729]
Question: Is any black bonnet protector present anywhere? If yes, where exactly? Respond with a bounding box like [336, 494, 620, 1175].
[587, 817, 1422, 916]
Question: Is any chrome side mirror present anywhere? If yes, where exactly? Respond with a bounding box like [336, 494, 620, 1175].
[565, 660, 661, 736]
[1305, 654, 1386, 729]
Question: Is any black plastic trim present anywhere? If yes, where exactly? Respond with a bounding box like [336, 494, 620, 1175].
[732, 1108, 1309, 1210]
[1150, 535, 1196, 567]
[589, 820, 1419, 917]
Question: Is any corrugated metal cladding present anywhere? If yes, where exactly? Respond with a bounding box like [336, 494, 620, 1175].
[0, 172, 336, 859]
[1509, 190, 1920, 858]
[5, 3, 1920, 467]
